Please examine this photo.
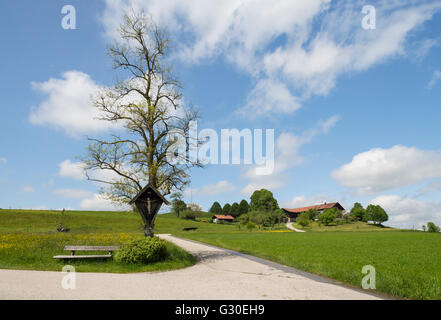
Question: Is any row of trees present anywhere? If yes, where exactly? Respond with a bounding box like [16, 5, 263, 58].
[296, 203, 390, 227]
[296, 208, 346, 227]
[209, 189, 279, 217]
[422, 222, 440, 233]
[209, 189, 284, 230]
[209, 200, 250, 216]
[350, 203, 389, 225]
[237, 210, 286, 230]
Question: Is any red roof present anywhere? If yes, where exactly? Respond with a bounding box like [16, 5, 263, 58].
[282, 202, 344, 214]
[213, 215, 235, 220]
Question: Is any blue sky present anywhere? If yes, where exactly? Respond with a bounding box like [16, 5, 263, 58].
[1, 0, 441, 229]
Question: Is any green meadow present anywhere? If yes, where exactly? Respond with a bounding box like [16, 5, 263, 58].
[1, 209, 441, 299]
[183, 231, 441, 300]
[0, 209, 196, 273]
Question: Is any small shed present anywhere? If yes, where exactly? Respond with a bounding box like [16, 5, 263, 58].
[212, 214, 235, 223]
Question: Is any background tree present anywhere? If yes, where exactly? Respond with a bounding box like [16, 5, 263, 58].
[250, 211, 265, 229]
[366, 204, 388, 225]
[265, 210, 277, 229]
[427, 222, 440, 233]
[170, 192, 186, 218]
[231, 202, 240, 216]
[307, 209, 319, 220]
[350, 202, 365, 221]
[209, 201, 222, 215]
[249, 189, 279, 212]
[222, 203, 232, 215]
[238, 199, 250, 216]
[297, 212, 311, 227]
[82, 12, 201, 212]
[276, 209, 287, 227]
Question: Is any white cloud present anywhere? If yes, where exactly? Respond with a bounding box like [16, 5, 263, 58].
[185, 180, 236, 197]
[241, 115, 339, 195]
[80, 194, 130, 211]
[0, 157, 6, 164]
[21, 186, 35, 193]
[102, 0, 328, 62]
[260, 2, 441, 100]
[416, 179, 441, 197]
[239, 78, 302, 118]
[53, 189, 93, 199]
[331, 145, 441, 196]
[102, 1, 441, 117]
[427, 70, 441, 89]
[59, 160, 87, 180]
[29, 71, 115, 137]
[58, 160, 121, 182]
[370, 195, 441, 230]
[413, 37, 441, 61]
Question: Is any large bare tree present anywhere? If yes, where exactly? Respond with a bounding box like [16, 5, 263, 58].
[83, 12, 200, 207]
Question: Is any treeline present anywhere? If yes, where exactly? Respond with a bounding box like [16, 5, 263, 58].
[208, 200, 249, 216]
[209, 189, 286, 230]
[296, 203, 390, 227]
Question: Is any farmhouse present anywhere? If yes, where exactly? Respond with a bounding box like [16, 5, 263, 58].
[212, 214, 235, 223]
[282, 202, 345, 222]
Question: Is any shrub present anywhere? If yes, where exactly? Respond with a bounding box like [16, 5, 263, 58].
[318, 209, 337, 226]
[246, 221, 256, 231]
[237, 213, 249, 225]
[297, 212, 310, 227]
[115, 237, 167, 264]
[181, 209, 203, 220]
[307, 209, 319, 220]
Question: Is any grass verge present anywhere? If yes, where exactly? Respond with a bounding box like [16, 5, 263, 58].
[181, 231, 441, 300]
[0, 232, 195, 273]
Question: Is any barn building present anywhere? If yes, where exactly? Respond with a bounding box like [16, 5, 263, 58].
[282, 202, 345, 222]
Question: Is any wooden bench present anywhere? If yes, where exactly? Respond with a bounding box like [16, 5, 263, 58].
[182, 227, 198, 231]
[53, 246, 120, 260]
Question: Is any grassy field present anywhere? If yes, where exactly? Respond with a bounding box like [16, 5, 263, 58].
[292, 220, 397, 232]
[0, 209, 196, 273]
[182, 230, 441, 299]
[1, 209, 441, 299]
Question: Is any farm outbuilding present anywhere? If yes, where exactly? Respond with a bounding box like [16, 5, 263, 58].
[212, 215, 235, 223]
